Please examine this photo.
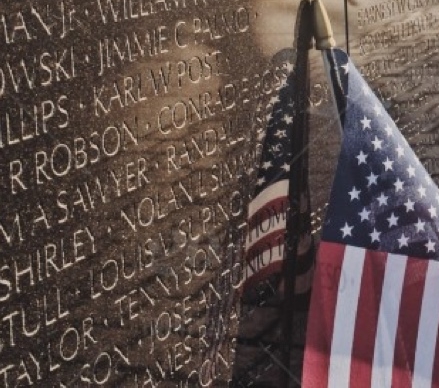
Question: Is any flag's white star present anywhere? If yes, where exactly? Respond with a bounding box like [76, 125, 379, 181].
[281, 163, 290, 172]
[373, 104, 383, 116]
[286, 62, 294, 73]
[359, 207, 370, 222]
[275, 129, 287, 138]
[361, 116, 372, 130]
[395, 144, 405, 158]
[341, 63, 349, 74]
[398, 233, 409, 248]
[387, 213, 399, 227]
[415, 218, 426, 232]
[270, 96, 280, 104]
[407, 165, 416, 178]
[341, 222, 353, 238]
[370, 228, 381, 243]
[348, 187, 361, 201]
[247, 167, 255, 174]
[429, 205, 437, 218]
[383, 157, 394, 171]
[418, 185, 427, 198]
[271, 144, 281, 153]
[384, 125, 393, 137]
[262, 161, 273, 169]
[283, 114, 293, 124]
[426, 239, 436, 253]
[377, 193, 388, 206]
[367, 172, 379, 187]
[257, 177, 266, 186]
[356, 150, 368, 165]
[404, 198, 415, 212]
[394, 178, 404, 192]
[371, 136, 383, 151]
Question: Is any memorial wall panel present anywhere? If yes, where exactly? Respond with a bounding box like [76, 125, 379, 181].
[0, 1, 281, 385]
[1, 0, 439, 386]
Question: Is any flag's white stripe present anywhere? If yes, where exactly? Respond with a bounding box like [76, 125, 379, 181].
[412, 260, 439, 388]
[246, 221, 285, 251]
[244, 247, 283, 280]
[248, 179, 289, 218]
[328, 245, 366, 388]
[371, 254, 407, 388]
[244, 247, 313, 294]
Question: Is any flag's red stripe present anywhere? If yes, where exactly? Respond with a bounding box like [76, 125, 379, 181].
[245, 229, 284, 263]
[243, 257, 314, 294]
[432, 329, 439, 387]
[303, 241, 346, 388]
[248, 196, 288, 230]
[392, 258, 428, 387]
[349, 250, 387, 388]
[242, 261, 283, 292]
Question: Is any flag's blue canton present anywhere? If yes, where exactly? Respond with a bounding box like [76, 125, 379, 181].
[323, 49, 439, 259]
[254, 63, 295, 196]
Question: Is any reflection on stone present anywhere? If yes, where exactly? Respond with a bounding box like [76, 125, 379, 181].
[1, 0, 439, 385]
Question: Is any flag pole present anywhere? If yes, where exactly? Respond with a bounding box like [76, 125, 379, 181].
[313, 0, 345, 135]
[279, 1, 313, 386]
[313, 0, 336, 50]
[281, 3, 336, 387]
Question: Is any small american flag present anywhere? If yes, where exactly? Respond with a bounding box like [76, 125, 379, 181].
[243, 60, 314, 307]
[303, 48, 439, 387]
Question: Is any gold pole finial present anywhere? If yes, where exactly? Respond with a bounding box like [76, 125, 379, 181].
[313, 0, 336, 50]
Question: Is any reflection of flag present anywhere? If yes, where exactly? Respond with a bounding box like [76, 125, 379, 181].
[233, 2, 314, 386]
[303, 48, 439, 387]
[243, 63, 314, 308]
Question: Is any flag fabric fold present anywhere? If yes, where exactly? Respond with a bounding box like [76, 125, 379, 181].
[303, 48, 439, 388]
[242, 73, 315, 306]
[242, 5, 315, 312]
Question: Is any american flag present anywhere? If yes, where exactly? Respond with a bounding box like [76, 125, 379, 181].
[243, 59, 314, 308]
[303, 48, 439, 387]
